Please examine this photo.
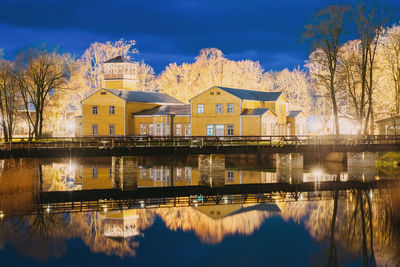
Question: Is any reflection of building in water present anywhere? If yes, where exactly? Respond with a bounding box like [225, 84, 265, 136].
[347, 152, 377, 181]
[103, 209, 140, 239]
[137, 165, 195, 187]
[112, 157, 139, 190]
[198, 155, 225, 187]
[275, 153, 303, 184]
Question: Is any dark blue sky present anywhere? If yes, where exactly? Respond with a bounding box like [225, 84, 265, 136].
[0, 0, 399, 73]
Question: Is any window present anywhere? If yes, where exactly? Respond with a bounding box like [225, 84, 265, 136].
[216, 104, 223, 114]
[227, 125, 234, 136]
[164, 124, 170, 135]
[216, 92, 221, 95]
[185, 167, 192, 180]
[156, 124, 161, 136]
[227, 104, 234, 113]
[109, 168, 112, 178]
[176, 124, 182, 136]
[210, 92, 214, 95]
[92, 106, 98, 115]
[176, 168, 182, 180]
[92, 168, 98, 178]
[227, 171, 234, 182]
[197, 104, 204, 114]
[206, 125, 214, 136]
[149, 124, 155, 135]
[216, 124, 224, 136]
[140, 124, 147, 135]
[185, 123, 191, 136]
[109, 124, 115, 135]
[140, 168, 147, 180]
[109, 105, 115, 114]
[92, 124, 98, 135]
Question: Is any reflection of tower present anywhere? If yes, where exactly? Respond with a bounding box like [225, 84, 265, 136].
[112, 157, 139, 190]
[103, 209, 140, 238]
[275, 153, 303, 184]
[103, 56, 138, 91]
[347, 152, 376, 181]
[198, 155, 225, 187]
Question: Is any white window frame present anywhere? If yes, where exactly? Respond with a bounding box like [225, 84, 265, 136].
[176, 123, 182, 136]
[185, 123, 191, 136]
[227, 171, 234, 182]
[139, 124, 147, 135]
[227, 125, 234, 136]
[206, 124, 214, 136]
[227, 104, 234, 113]
[197, 104, 204, 114]
[109, 105, 115, 114]
[109, 124, 115, 135]
[92, 124, 98, 135]
[216, 104, 223, 114]
[92, 106, 98, 115]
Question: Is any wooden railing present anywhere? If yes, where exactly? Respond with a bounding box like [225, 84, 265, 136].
[0, 135, 399, 151]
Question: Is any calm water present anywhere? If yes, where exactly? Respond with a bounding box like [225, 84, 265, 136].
[0, 152, 400, 266]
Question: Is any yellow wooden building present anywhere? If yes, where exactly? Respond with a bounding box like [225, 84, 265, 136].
[81, 56, 190, 137]
[80, 56, 307, 137]
[190, 86, 306, 136]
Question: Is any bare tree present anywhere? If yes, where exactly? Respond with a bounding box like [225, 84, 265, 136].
[354, 3, 387, 134]
[14, 49, 71, 139]
[0, 60, 19, 141]
[304, 5, 350, 135]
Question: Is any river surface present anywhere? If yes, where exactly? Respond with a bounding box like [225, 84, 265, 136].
[0, 152, 400, 266]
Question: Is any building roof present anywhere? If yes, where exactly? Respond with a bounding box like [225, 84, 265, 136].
[104, 56, 135, 64]
[216, 87, 284, 102]
[287, 110, 303, 117]
[104, 89, 183, 104]
[133, 104, 191, 116]
[241, 108, 275, 116]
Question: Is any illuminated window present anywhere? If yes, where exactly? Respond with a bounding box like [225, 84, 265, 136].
[227, 104, 234, 113]
[176, 168, 182, 180]
[176, 124, 182, 136]
[206, 125, 214, 136]
[109, 125, 115, 135]
[227, 125, 234, 136]
[92, 124, 98, 135]
[140, 124, 147, 135]
[185, 123, 191, 136]
[216, 104, 223, 114]
[197, 104, 204, 114]
[109, 105, 115, 114]
[92, 106, 98, 115]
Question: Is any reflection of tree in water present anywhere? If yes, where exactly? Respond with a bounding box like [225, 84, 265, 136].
[0, 209, 156, 261]
[280, 187, 400, 266]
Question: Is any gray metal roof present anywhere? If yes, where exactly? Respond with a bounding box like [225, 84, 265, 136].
[105, 89, 183, 104]
[287, 110, 303, 117]
[133, 104, 191, 116]
[241, 108, 273, 116]
[217, 87, 283, 101]
[104, 56, 135, 64]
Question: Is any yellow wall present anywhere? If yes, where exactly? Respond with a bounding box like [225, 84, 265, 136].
[126, 102, 159, 135]
[275, 97, 287, 125]
[105, 79, 137, 91]
[191, 87, 241, 136]
[242, 116, 261, 135]
[82, 89, 126, 136]
[82, 166, 113, 190]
